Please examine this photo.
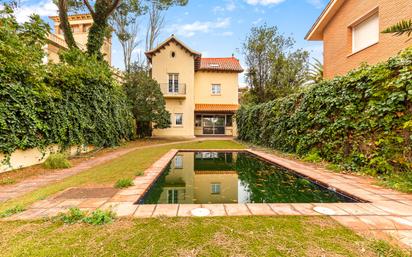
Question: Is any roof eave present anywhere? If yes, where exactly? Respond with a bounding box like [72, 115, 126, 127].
[305, 0, 344, 41]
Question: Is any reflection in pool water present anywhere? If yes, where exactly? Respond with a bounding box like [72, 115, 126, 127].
[141, 152, 356, 204]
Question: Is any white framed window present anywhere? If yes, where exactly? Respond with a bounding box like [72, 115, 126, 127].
[168, 74, 179, 93]
[211, 183, 221, 194]
[167, 189, 178, 203]
[175, 113, 183, 126]
[174, 155, 183, 169]
[211, 84, 221, 95]
[352, 12, 379, 53]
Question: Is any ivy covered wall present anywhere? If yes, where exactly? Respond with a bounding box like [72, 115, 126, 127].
[0, 11, 134, 162]
[237, 48, 412, 176]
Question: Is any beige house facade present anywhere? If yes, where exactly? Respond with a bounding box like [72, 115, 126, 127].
[146, 35, 243, 138]
[45, 14, 112, 64]
[306, 0, 412, 79]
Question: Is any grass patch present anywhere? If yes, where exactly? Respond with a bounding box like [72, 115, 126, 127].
[43, 153, 71, 169]
[0, 205, 25, 218]
[114, 178, 134, 189]
[0, 216, 409, 256]
[0, 140, 245, 213]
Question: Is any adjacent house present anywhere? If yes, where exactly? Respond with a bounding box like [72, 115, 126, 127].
[145, 35, 243, 138]
[45, 14, 112, 64]
[305, 0, 412, 78]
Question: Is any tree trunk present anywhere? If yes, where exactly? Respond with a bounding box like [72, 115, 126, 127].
[57, 0, 78, 49]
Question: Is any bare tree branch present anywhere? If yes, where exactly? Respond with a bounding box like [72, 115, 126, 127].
[82, 0, 95, 16]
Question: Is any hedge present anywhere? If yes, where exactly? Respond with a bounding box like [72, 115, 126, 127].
[0, 11, 134, 163]
[237, 48, 412, 176]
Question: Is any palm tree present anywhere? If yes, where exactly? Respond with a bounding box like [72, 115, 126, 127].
[307, 58, 323, 84]
[382, 19, 412, 38]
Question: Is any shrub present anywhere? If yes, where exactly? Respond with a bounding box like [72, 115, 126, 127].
[237, 47, 412, 178]
[0, 205, 25, 218]
[58, 208, 115, 225]
[82, 209, 116, 225]
[115, 178, 134, 189]
[43, 153, 71, 169]
[59, 208, 86, 224]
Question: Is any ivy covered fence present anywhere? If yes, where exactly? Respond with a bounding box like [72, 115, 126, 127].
[237, 48, 412, 184]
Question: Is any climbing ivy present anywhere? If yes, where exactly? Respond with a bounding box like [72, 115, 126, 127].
[237, 48, 412, 176]
[0, 10, 134, 162]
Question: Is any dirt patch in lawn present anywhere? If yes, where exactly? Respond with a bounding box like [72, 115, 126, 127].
[54, 187, 119, 199]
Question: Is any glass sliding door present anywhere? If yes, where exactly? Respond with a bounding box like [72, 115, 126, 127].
[202, 115, 225, 135]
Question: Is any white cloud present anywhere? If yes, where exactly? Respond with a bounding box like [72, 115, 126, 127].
[13, 0, 58, 23]
[244, 0, 285, 6]
[167, 18, 231, 38]
[213, 0, 236, 13]
[306, 0, 324, 9]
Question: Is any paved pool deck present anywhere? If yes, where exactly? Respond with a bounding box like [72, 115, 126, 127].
[5, 148, 412, 248]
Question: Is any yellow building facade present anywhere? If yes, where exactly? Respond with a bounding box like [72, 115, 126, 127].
[146, 35, 243, 138]
[45, 14, 112, 64]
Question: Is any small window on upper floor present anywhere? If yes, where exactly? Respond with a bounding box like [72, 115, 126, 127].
[171, 51, 176, 58]
[211, 84, 221, 95]
[351, 11, 379, 53]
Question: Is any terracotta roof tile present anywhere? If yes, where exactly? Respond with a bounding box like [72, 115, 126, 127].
[195, 104, 239, 112]
[198, 57, 244, 72]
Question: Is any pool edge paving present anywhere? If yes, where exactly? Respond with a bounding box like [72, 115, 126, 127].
[5, 148, 412, 249]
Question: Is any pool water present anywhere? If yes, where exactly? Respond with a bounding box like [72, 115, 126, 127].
[140, 152, 357, 204]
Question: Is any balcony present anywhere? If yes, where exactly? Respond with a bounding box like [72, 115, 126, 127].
[160, 83, 186, 98]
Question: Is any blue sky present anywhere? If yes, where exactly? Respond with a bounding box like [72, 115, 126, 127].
[11, 0, 327, 84]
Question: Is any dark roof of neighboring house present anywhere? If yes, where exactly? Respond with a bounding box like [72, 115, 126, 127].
[145, 35, 243, 73]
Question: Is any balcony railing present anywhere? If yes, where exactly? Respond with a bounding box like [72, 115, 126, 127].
[160, 83, 186, 97]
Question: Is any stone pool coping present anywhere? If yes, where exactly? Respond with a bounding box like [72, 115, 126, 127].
[6, 148, 412, 248]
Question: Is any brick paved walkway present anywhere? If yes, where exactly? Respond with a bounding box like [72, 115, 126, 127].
[0, 139, 200, 203]
[4, 148, 412, 249]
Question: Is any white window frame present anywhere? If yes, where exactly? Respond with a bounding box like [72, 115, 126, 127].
[167, 189, 178, 204]
[168, 74, 179, 93]
[175, 113, 183, 126]
[211, 183, 221, 195]
[174, 155, 183, 169]
[211, 84, 221, 95]
[351, 10, 379, 54]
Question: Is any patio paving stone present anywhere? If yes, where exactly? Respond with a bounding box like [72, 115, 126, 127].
[357, 216, 397, 230]
[269, 204, 300, 215]
[152, 204, 179, 217]
[247, 204, 276, 216]
[224, 204, 251, 216]
[134, 204, 156, 218]
[177, 204, 202, 217]
[201, 204, 227, 216]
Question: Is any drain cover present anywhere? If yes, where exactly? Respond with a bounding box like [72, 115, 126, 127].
[313, 207, 336, 215]
[191, 208, 211, 217]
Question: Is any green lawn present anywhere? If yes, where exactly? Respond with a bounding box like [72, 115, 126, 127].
[0, 139, 410, 256]
[0, 216, 409, 257]
[0, 140, 245, 213]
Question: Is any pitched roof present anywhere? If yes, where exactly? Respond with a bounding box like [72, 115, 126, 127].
[305, 0, 345, 40]
[145, 34, 201, 61]
[199, 57, 244, 73]
[195, 104, 239, 112]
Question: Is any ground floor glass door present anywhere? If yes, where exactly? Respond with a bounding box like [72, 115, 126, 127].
[202, 115, 225, 135]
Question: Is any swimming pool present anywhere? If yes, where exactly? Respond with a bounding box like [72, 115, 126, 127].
[140, 151, 358, 204]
